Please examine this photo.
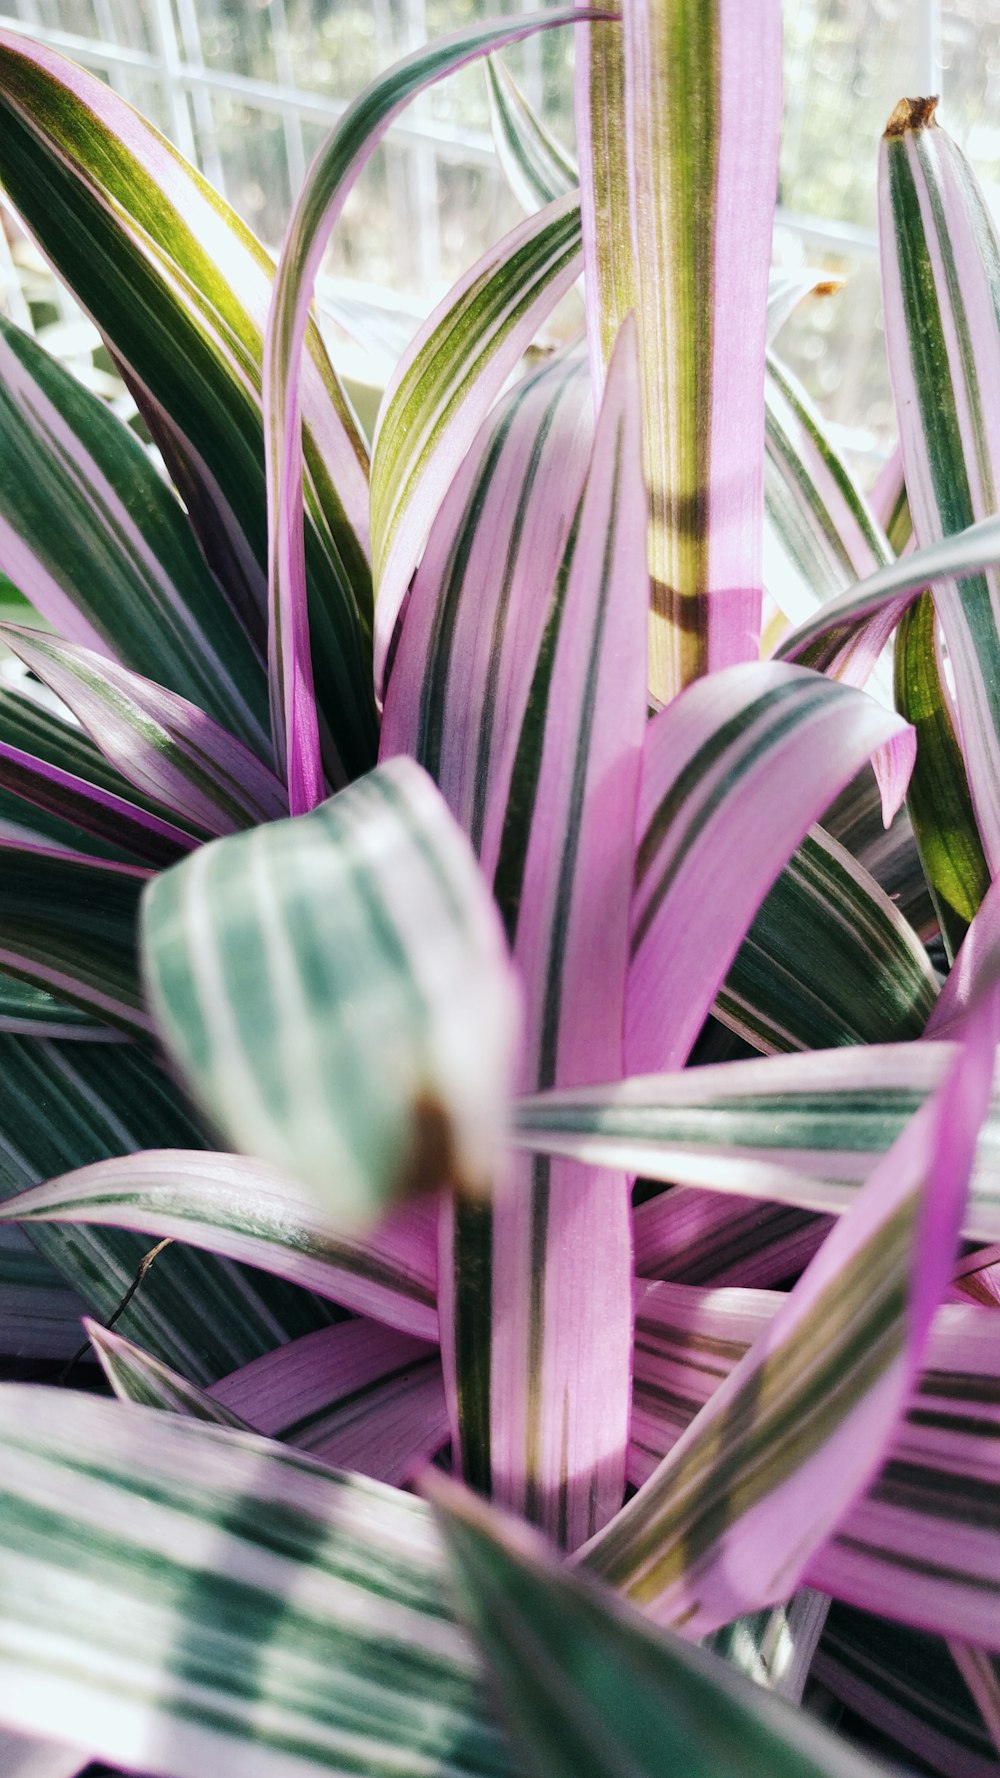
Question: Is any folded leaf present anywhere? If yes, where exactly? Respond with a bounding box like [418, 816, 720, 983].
[428, 1474, 882, 1778]
[95, 1317, 449, 1487]
[894, 590, 989, 953]
[584, 998, 996, 1632]
[371, 195, 583, 692]
[2, 625, 288, 836]
[0, 30, 377, 783]
[0, 1389, 512, 1778]
[441, 322, 648, 1547]
[142, 757, 519, 1230]
[626, 661, 916, 1075]
[0, 973, 119, 1040]
[0, 310, 269, 752]
[0, 1151, 440, 1341]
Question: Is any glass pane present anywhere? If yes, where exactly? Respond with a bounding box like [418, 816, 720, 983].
[780, 0, 923, 231]
[941, 3, 1000, 224]
[193, 95, 291, 247]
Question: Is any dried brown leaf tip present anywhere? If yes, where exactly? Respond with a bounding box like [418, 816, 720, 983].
[885, 96, 940, 138]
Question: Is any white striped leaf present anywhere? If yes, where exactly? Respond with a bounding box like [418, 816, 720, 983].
[625, 661, 918, 1076]
[428, 1476, 883, 1778]
[0, 1388, 513, 1778]
[142, 757, 520, 1231]
[880, 99, 1000, 877]
[0, 30, 377, 784]
[263, 14, 592, 793]
[486, 53, 577, 215]
[2, 626, 288, 837]
[0, 1150, 439, 1342]
[439, 322, 648, 1549]
[584, 1005, 996, 1633]
[576, 0, 782, 699]
[0, 842, 150, 1035]
[85, 1319, 251, 1429]
[370, 195, 583, 694]
[516, 1041, 1000, 1244]
[776, 513, 1000, 684]
[0, 311, 269, 753]
[0, 1038, 344, 1380]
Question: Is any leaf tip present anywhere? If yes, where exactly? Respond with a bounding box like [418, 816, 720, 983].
[884, 96, 939, 138]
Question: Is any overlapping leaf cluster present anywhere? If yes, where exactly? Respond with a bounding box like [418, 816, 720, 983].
[0, 8, 999, 1778]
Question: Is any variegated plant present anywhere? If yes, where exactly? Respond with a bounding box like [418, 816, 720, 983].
[1, 6, 1000, 1777]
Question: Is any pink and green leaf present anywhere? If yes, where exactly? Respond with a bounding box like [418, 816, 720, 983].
[0, 1037, 342, 1380]
[880, 99, 1000, 878]
[262, 8, 594, 783]
[0, 29, 377, 783]
[440, 321, 648, 1549]
[428, 1474, 884, 1778]
[2, 625, 288, 837]
[0, 1151, 441, 1342]
[380, 346, 593, 857]
[370, 194, 584, 696]
[584, 997, 997, 1632]
[0, 310, 270, 753]
[626, 661, 918, 1075]
[577, 0, 782, 698]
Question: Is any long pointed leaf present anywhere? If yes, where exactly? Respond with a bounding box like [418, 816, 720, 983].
[429, 1475, 884, 1778]
[0, 310, 269, 752]
[371, 195, 584, 694]
[441, 322, 648, 1548]
[0, 30, 377, 782]
[263, 9, 594, 783]
[880, 99, 1000, 875]
[0, 841, 150, 1034]
[581, 0, 782, 697]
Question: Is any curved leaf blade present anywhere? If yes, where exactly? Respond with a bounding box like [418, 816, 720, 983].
[0, 1150, 440, 1342]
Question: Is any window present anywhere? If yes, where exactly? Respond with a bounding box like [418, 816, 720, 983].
[0, 1, 997, 473]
